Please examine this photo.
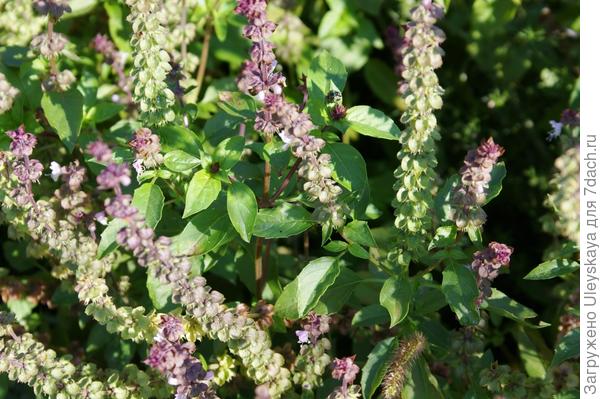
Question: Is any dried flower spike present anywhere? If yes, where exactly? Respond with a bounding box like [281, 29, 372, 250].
[382, 332, 426, 399]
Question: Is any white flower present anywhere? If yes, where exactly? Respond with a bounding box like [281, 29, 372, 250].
[49, 161, 62, 181]
[95, 211, 108, 226]
[132, 159, 144, 175]
[547, 120, 563, 141]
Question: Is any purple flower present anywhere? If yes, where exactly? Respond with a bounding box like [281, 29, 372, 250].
[104, 195, 137, 219]
[87, 140, 113, 163]
[129, 128, 163, 168]
[159, 315, 185, 342]
[332, 356, 360, 387]
[450, 138, 505, 230]
[33, 0, 71, 18]
[60, 160, 86, 191]
[298, 312, 330, 344]
[91, 34, 116, 60]
[471, 241, 514, 305]
[7, 126, 37, 158]
[96, 163, 131, 191]
[13, 160, 44, 183]
[296, 330, 310, 344]
[560, 109, 580, 127]
[145, 323, 215, 398]
[330, 104, 346, 121]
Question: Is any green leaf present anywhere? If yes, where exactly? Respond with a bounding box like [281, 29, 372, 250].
[551, 329, 579, 368]
[306, 50, 348, 125]
[364, 58, 398, 105]
[214, 136, 245, 170]
[275, 258, 342, 318]
[155, 125, 202, 155]
[254, 203, 314, 239]
[314, 268, 361, 314]
[428, 225, 457, 250]
[274, 278, 300, 320]
[335, 105, 401, 140]
[524, 259, 580, 280]
[323, 240, 348, 253]
[347, 243, 370, 259]
[352, 304, 390, 327]
[7, 298, 35, 322]
[183, 170, 221, 218]
[434, 174, 460, 221]
[341, 220, 376, 247]
[41, 88, 84, 151]
[88, 102, 123, 123]
[97, 219, 127, 258]
[482, 289, 548, 329]
[227, 182, 257, 242]
[104, 0, 132, 51]
[172, 201, 236, 256]
[147, 270, 172, 310]
[132, 182, 164, 228]
[441, 264, 480, 325]
[513, 327, 548, 378]
[323, 143, 369, 217]
[361, 337, 398, 399]
[380, 276, 412, 327]
[296, 257, 341, 316]
[164, 150, 202, 172]
[484, 162, 506, 204]
[466, 226, 482, 244]
[65, 0, 98, 19]
[402, 358, 444, 399]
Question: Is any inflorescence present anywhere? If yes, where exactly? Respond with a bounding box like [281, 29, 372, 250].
[235, 0, 345, 227]
[449, 137, 505, 231]
[389, 0, 446, 261]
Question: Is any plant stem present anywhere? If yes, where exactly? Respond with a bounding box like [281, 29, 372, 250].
[269, 158, 302, 205]
[47, 18, 58, 76]
[255, 237, 264, 298]
[255, 134, 273, 298]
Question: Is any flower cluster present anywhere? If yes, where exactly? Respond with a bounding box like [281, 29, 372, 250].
[0, 130, 157, 343]
[91, 34, 133, 105]
[0, 72, 20, 114]
[390, 0, 446, 260]
[129, 127, 164, 174]
[449, 137, 505, 231]
[470, 242, 513, 305]
[327, 356, 361, 399]
[235, 0, 345, 226]
[0, 0, 45, 46]
[145, 316, 216, 398]
[31, 0, 75, 92]
[543, 145, 580, 244]
[91, 140, 294, 398]
[125, 0, 176, 126]
[5, 126, 43, 206]
[0, 313, 171, 398]
[382, 332, 426, 399]
[292, 312, 332, 390]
